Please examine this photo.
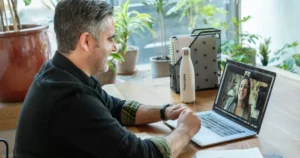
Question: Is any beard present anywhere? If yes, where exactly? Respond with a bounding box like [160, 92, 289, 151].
[97, 55, 110, 73]
[88, 53, 109, 75]
[101, 61, 109, 72]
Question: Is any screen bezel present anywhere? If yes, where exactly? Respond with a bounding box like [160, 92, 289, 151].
[212, 60, 276, 133]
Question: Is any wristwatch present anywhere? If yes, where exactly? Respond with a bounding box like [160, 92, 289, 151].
[160, 104, 170, 120]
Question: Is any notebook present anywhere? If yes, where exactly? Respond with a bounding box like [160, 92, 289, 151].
[166, 60, 276, 147]
[169, 35, 194, 65]
[195, 147, 264, 158]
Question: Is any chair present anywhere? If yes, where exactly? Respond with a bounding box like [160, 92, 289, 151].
[0, 139, 8, 158]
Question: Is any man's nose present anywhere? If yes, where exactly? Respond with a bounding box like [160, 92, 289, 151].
[112, 42, 117, 52]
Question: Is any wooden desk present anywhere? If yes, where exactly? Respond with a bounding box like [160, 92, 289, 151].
[103, 74, 300, 158]
[0, 68, 299, 157]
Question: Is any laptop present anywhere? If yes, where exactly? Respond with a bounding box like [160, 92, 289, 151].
[165, 60, 276, 147]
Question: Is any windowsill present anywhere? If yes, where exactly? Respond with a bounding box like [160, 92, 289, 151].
[116, 64, 152, 82]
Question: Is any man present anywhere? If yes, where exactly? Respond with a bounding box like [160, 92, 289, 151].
[13, 0, 201, 158]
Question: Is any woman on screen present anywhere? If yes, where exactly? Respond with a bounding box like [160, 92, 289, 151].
[224, 76, 251, 120]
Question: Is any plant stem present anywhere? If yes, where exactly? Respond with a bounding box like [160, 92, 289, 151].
[7, 0, 17, 31]
[11, 0, 21, 30]
[189, 6, 193, 31]
[160, 12, 167, 59]
[0, 0, 10, 31]
[49, 0, 56, 8]
[0, 0, 5, 31]
[159, 12, 166, 58]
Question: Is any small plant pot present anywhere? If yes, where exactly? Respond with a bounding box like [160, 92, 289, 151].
[117, 46, 139, 75]
[150, 56, 170, 78]
[95, 61, 117, 86]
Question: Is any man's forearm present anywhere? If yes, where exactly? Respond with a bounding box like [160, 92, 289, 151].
[149, 127, 191, 158]
[165, 128, 191, 158]
[135, 104, 161, 125]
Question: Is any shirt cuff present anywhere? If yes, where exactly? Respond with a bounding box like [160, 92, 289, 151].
[121, 100, 141, 125]
[149, 137, 172, 158]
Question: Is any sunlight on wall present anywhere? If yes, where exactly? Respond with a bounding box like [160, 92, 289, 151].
[241, 0, 300, 56]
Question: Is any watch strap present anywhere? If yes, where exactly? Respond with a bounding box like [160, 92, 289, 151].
[160, 104, 170, 120]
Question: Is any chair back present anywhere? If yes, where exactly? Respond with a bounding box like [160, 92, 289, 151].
[0, 139, 8, 158]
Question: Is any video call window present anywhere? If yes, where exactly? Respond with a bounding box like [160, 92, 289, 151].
[215, 64, 273, 129]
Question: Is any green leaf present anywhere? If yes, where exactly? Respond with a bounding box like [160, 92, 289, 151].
[277, 61, 295, 73]
[201, 4, 216, 17]
[241, 16, 251, 23]
[287, 41, 299, 48]
[216, 8, 227, 15]
[231, 17, 237, 24]
[114, 0, 155, 53]
[24, 0, 32, 6]
[292, 54, 300, 67]
[218, 61, 226, 71]
[108, 61, 116, 73]
[269, 56, 280, 63]
[110, 53, 124, 61]
[166, 0, 226, 31]
[285, 58, 295, 68]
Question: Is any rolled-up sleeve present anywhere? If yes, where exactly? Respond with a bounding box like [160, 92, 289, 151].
[149, 137, 172, 158]
[121, 100, 141, 125]
[121, 101, 172, 158]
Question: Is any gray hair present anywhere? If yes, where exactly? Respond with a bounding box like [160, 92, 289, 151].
[54, 0, 113, 54]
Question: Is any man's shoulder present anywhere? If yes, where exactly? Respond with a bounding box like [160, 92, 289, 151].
[35, 60, 81, 84]
[24, 60, 94, 108]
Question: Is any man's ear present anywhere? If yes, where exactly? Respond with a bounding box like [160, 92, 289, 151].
[78, 32, 92, 52]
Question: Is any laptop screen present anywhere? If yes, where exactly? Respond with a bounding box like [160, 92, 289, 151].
[213, 60, 276, 132]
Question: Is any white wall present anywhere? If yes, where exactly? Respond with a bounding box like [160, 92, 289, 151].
[241, 0, 300, 58]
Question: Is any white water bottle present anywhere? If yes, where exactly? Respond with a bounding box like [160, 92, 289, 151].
[180, 47, 195, 103]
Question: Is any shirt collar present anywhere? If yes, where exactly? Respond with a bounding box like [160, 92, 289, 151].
[52, 51, 95, 87]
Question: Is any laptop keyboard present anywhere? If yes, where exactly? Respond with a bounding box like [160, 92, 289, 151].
[199, 113, 245, 137]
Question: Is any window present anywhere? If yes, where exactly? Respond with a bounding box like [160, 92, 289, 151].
[110, 0, 239, 65]
[18, 0, 238, 65]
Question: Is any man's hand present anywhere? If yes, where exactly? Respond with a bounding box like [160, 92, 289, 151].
[177, 110, 201, 138]
[164, 110, 201, 158]
[165, 104, 188, 120]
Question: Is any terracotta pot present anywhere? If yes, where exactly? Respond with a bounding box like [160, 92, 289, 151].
[0, 25, 51, 102]
[117, 46, 138, 75]
[95, 62, 117, 86]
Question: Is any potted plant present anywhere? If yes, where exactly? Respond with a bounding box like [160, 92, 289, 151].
[258, 37, 271, 66]
[96, 53, 124, 85]
[257, 37, 300, 74]
[0, 0, 51, 102]
[221, 16, 259, 69]
[167, 0, 228, 31]
[114, 0, 155, 75]
[268, 41, 300, 73]
[143, 0, 170, 78]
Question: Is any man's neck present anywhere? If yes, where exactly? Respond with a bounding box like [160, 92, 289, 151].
[60, 52, 92, 77]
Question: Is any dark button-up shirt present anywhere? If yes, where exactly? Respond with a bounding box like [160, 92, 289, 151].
[13, 52, 170, 158]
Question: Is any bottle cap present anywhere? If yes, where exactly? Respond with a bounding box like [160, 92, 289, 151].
[182, 47, 190, 56]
